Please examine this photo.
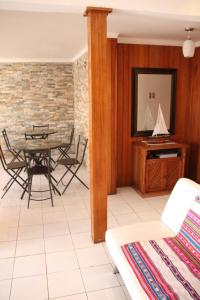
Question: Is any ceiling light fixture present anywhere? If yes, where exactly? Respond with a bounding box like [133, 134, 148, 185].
[182, 27, 195, 58]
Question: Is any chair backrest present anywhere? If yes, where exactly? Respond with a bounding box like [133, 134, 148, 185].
[2, 129, 11, 150]
[161, 178, 200, 234]
[75, 135, 88, 163]
[69, 127, 75, 145]
[33, 124, 49, 130]
[0, 144, 8, 170]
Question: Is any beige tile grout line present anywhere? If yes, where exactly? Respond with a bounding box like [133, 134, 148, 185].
[9, 200, 22, 300]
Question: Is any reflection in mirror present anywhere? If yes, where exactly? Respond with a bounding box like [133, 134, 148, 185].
[131, 68, 176, 137]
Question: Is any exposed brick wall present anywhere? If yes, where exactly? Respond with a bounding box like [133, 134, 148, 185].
[73, 53, 89, 165]
[0, 63, 74, 148]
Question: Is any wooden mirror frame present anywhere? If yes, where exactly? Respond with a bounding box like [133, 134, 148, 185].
[131, 67, 177, 137]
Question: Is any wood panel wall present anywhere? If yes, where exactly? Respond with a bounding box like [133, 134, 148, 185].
[107, 38, 117, 194]
[184, 47, 200, 182]
[116, 44, 190, 186]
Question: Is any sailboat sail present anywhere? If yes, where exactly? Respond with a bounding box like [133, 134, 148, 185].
[152, 104, 169, 136]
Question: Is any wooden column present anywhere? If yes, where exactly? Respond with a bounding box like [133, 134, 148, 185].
[107, 38, 118, 195]
[84, 7, 112, 242]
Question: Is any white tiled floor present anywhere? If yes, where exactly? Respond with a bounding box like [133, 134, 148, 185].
[0, 165, 169, 300]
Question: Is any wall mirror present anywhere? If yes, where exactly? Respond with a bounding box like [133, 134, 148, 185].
[131, 67, 177, 136]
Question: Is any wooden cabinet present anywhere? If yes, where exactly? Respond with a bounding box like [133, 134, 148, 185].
[132, 141, 188, 196]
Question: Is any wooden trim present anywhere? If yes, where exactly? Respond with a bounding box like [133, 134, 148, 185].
[107, 38, 117, 194]
[84, 7, 112, 16]
[85, 8, 111, 242]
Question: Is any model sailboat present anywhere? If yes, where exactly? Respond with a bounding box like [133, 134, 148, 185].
[152, 104, 169, 136]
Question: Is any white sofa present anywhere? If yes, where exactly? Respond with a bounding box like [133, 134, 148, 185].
[105, 178, 200, 300]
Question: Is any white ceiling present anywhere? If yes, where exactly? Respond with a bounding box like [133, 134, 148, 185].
[0, 0, 200, 62]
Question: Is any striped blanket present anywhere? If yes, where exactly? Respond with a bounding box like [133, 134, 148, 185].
[122, 198, 200, 299]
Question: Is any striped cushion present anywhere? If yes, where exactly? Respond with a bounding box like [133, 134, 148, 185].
[121, 196, 200, 299]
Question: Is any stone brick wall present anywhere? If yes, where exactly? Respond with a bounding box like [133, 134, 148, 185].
[73, 53, 89, 165]
[0, 63, 74, 148]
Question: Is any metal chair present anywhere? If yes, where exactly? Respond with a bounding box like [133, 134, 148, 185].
[57, 135, 88, 194]
[2, 129, 23, 162]
[23, 148, 60, 208]
[25, 125, 50, 140]
[0, 145, 27, 199]
[56, 127, 75, 162]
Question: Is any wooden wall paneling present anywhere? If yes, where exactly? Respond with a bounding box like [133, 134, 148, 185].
[107, 38, 117, 195]
[117, 44, 190, 186]
[84, 7, 112, 242]
[185, 48, 200, 182]
[168, 48, 190, 141]
[117, 44, 133, 186]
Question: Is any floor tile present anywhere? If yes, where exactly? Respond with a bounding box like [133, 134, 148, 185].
[0, 241, 16, 258]
[13, 254, 46, 278]
[68, 218, 90, 234]
[71, 232, 94, 249]
[87, 286, 127, 300]
[0, 258, 14, 280]
[50, 294, 87, 300]
[127, 201, 153, 213]
[11, 275, 48, 300]
[107, 215, 119, 229]
[17, 225, 43, 240]
[81, 264, 120, 292]
[44, 223, 70, 238]
[43, 211, 67, 224]
[42, 205, 64, 213]
[0, 227, 18, 242]
[45, 235, 73, 253]
[121, 285, 132, 300]
[0, 279, 11, 300]
[19, 212, 43, 226]
[137, 210, 160, 221]
[115, 213, 140, 226]
[16, 238, 44, 256]
[65, 206, 88, 220]
[0, 216, 19, 227]
[48, 270, 85, 299]
[76, 244, 109, 268]
[109, 200, 133, 216]
[46, 250, 78, 273]
[0, 166, 169, 300]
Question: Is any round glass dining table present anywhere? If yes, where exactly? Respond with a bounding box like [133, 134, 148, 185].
[13, 139, 63, 196]
[14, 139, 63, 151]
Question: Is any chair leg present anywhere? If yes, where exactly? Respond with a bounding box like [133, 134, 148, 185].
[2, 169, 21, 191]
[47, 174, 54, 207]
[27, 176, 32, 209]
[67, 168, 89, 189]
[62, 166, 81, 194]
[21, 179, 29, 200]
[61, 165, 89, 194]
[1, 169, 25, 199]
[57, 168, 69, 185]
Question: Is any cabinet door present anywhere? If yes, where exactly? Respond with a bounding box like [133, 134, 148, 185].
[165, 158, 182, 190]
[145, 159, 165, 192]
